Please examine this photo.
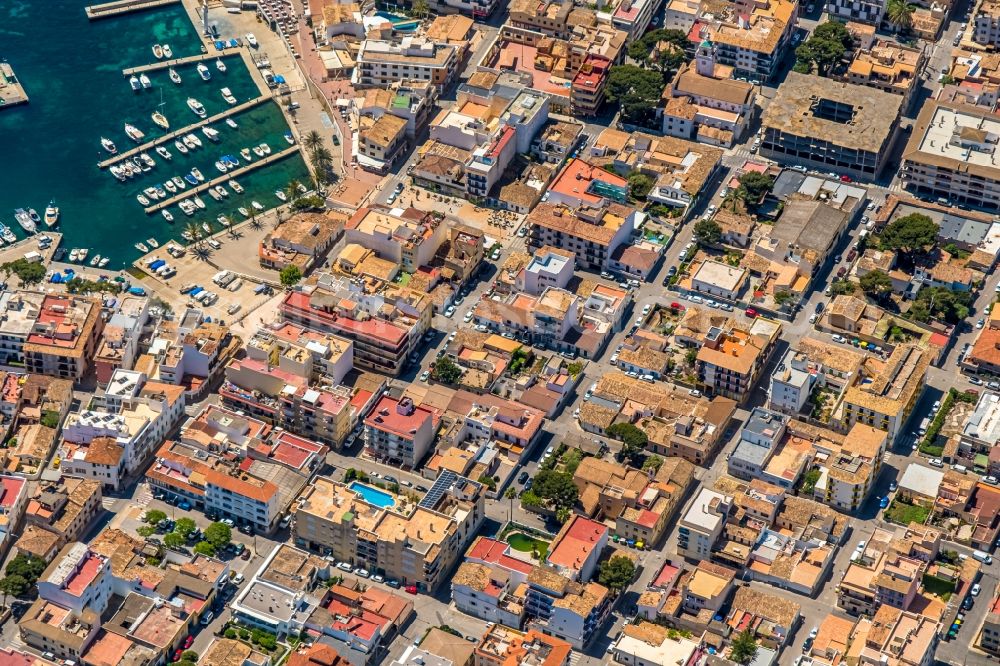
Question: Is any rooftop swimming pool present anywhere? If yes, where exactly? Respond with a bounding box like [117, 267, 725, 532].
[374, 11, 420, 32]
[349, 481, 396, 508]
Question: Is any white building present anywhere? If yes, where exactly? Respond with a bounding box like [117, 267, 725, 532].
[521, 247, 575, 295]
[677, 488, 731, 559]
[37, 543, 113, 615]
[826, 0, 886, 25]
[355, 38, 460, 89]
[690, 261, 748, 301]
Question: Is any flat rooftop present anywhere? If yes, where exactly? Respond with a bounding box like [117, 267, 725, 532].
[914, 103, 1000, 172]
[763, 71, 901, 153]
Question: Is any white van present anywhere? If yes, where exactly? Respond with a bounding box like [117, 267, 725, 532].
[200, 610, 215, 626]
[918, 417, 930, 436]
[973, 549, 993, 564]
[212, 270, 233, 286]
[207, 239, 222, 250]
[227, 278, 243, 292]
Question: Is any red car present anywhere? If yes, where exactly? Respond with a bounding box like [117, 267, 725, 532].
[840, 175, 852, 183]
[745, 308, 758, 318]
[183, 635, 194, 649]
[405, 584, 418, 594]
[173, 649, 184, 662]
[837, 266, 847, 278]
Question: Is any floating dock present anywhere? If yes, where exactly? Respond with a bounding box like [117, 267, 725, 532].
[143, 146, 300, 213]
[122, 52, 234, 76]
[85, 0, 179, 20]
[97, 95, 271, 169]
[0, 63, 28, 109]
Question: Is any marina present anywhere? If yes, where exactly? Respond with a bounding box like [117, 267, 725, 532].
[121, 51, 235, 76]
[142, 145, 299, 213]
[0, 63, 29, 109]
[85, 0, 180, 20]
[97, 95, 270, 168]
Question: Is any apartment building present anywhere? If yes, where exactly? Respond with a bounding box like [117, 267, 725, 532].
[767, 338, 863, 416]
[902, 101, 1000, 209]
[358, 114, 409, 174]
[662, 43, 757, 147]
[610, 622, 704, 666]
[697, 321, 780, 403]
[293, 473, 484, 593]
[689, 0, 798, 82]
[837, 527, 927, 615]
[677, 487, 732, 559]
[836, 344, 930, 443]
[37, 543, 113, 615]
[146, 441, 286, 533]
[842, 39, 924, 112]
[364, 394, 436, 469]
[0, 474, 27, 552]
[826, 0, 886, 24]
[973, 0, 1000, 48]
[230, 544, 325, 637]
[545, 515, 607, 582]
[0, 291, 44, 368]
[355, 38, 460, 89]
[92, 296, 149, 387]
[761, 72, 901, 180]
[456, 537, 612, 649]
[23, 295, 103, 382]
[150, 319, 239, 400]
[526, 198, 636, 272]
[982, 585, 1000, 654]
[279, 274, 431, 376]
[809, 423, 887, 512]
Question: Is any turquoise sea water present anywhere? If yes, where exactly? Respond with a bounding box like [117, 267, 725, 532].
[0, 0, 309, 268]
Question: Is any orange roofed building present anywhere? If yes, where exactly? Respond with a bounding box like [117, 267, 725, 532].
[475, 625, 572, 666]
[545, 514, 608, 582]
[23, 295, 103, 383]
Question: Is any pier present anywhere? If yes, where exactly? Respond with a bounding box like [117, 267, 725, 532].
[85, 0, 179, 19]
[0, 63, 29, 109]
[97, 95, 271, 169]
[143, 145, 300, 213]
[122, 52, 234, 76]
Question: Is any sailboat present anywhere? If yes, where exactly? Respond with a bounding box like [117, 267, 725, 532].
[152, 92, 169, 129]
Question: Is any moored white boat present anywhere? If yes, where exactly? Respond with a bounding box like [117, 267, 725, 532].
[216, 58, 227, 72]
[162, 210, 174, 222]
[44, 200, 59, 227]
[152, 111, 169, 129]
[156, 145, 172, 160]
[137, 194, 150, 206]
[191, 168, 204, 182]
[162, 44, 172, 58]
[275, 190, 287, 202]
[189, 134, 202, 148]
[0, 225, 16, 244]
[164, 180, 177, 194]
[193, 196, 206, 209]
[139, 74, 151, 89]
[238, 207, 249, 217]
[101, 137, 117, 153]
[197, 63, 211, 81]
[229, 179, 243, 194]
[14, 208, 36, 233]
[283, 131, 294, 145]
[187, 97, 206, 118]
[90, 254, 101, 267]
[135, 243, 148, 252]
[152, 44, 164, 59]
[202, 222, 212, 234]
[141, 153, 155, 168]
[214, 161, 228, 173]
[129, 75, 140, 91]
[78, 248, 88, 261]
[252, 145, 264, 157]
[216, 185, 228, 198]
[174, 140, 189, 154]
[220, 87, 236, 104]
[148, 238, 159, 248]
[172, 176, 186, 190]
[240, 148, 252, 161]
[69, 249, 79, 262]
[169, 68, 181, 84]
[202, 126, 220, 141]
[251, 200, 264, 211]
[182, 135, 196, 149]
[124, 123, 145, 142]
[99, 257, 109, 267]
[208, 188, 222, 201]
[217, 214, 230, 226]
[225, 118, 238, 129]
[259, 142, 271, 155]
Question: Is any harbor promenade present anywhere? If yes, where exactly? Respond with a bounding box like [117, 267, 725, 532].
[85, 0, 179, 19]
[143, 145, 299, 212]
[122, 52, 235, 76]
[97, 95, 270, 169]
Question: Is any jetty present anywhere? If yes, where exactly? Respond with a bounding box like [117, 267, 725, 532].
[85, 0, 179, 19]
[122, 52, 234, 76]
[143, 146, 300, 213]
[97, 95, 271, 169]
[0, 63, 28, 109]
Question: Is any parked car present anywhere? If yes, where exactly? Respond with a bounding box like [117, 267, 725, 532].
[518, 471, 530, 484]
[972, 583, 982, 596]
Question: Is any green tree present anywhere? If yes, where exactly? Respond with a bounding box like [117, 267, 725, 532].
[627, 172, 655, 199]
[793, 20, 854, 75]
[183, 221, 202, 246]
[885, 0, 915, 30]
[411, 0, 430, 18]
[773, 290, 794, 307]
[606, 422, 649, 463]
[194, 541, 217, 557]
[136, 525, 156, 538]
[432, 356, 463, 384]
[477, 474, 497, 490]
[181, 651, 199, 662]
[693, 219, 722, 246]
[286, 179, 303, 205]
[279, 264, 303, 287]
[532, 469, 579, 509]
[642, 454, 663, 473]
[144, 509, 167, 525]
[598, 555, 636, 592]
[830, 279, 856, 295]
[302, 130, 324, 157]
[738, 172, 774, 202]
[859, 269, 893, 298]
[730, 630, 759, 665]
[6, 554, 46, 583]
[174, 517, 197, 537]
[40, 410, 60, 428]
[627, 29, 690, 72]
[909, 286, 971, 323]
[1, 259, 46, 286]
[504, 487, 518, 519]
[880, 213, 938, 254]
[163, 532, 186, 549]
[204, 522, 232, 549]
[0, 574, 29, 604]
[606, 65, 666, 125]
[225, 628, 238, 639]
[520, 490, 543, 508]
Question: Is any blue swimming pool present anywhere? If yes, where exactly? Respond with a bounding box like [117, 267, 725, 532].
[349, 481, 396, 508]
[375, 10, 420, 32]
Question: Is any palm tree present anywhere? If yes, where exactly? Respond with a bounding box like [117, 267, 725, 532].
[885, 0, 915, 31]
[504, 487, 517, 521]
[311, 146, 334, 185]
[286, 178, 303, 205]
[725, 186, 747, 213]
[183, 222, 202, 246]
[302, 130, 324, 157]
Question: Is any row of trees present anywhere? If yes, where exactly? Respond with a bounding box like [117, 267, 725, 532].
[136, 510, 233, 556]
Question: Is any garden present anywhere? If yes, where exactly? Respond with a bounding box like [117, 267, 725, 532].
[884, 498, 931, 526]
